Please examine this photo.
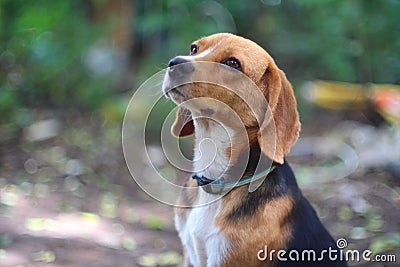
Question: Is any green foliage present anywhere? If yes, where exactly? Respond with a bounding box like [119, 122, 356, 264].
[132, 0, 400, 121]
[261, 0, 400, 83]
[143, 214, 166, 230]
[369, 232, 400, 254]
[0, 1, 113, 124]
[135, 0, 400, 85]
[1, 0, 400, 128]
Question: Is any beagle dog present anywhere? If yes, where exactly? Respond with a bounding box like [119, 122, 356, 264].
[162, 33, 347, 267]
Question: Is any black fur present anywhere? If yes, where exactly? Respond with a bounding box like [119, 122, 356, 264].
[228, 160, 348, 266]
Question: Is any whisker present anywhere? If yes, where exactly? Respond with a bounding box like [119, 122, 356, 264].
[148, 90, 164, 97]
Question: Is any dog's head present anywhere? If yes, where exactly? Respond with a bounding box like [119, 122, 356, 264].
[162, 33, 300, 164]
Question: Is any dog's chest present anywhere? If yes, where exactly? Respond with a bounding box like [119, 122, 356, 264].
[175, 192, 229, 267]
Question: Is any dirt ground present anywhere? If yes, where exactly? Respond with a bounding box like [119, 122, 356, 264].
[0, 109, 399, 266]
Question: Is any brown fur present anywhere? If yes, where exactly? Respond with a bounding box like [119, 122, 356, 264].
[259, 69, 301, 164]
[217, 192, 294, 266]
[175, 181, 294, 266]
[171, 33, 300, 163]
[169, 33, 301, 266]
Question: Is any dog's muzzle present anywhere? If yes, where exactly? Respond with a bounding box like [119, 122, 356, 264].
[167, 57, 195, 78]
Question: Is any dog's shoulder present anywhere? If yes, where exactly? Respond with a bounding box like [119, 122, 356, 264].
[217, 162, 347, 266]
[213, 162, 296, 265]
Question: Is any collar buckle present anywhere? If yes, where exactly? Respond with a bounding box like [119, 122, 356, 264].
[204, 177, 225, 194]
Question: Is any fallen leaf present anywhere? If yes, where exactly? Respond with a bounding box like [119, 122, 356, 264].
[122, 237, 136, 251]
[143, 215, 166, 230]
[0, 184, 19, 206]
[349, 226, 368, 240]
[137, 251, 181, 267]
[369, 232, 400, 254]
[32, 250, 56, 263]
[337, 205, 353, 221]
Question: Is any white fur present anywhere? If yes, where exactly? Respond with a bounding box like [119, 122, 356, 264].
[172, 39, 232, 266]
[193, 119, 233, 179]
[162, 40, 222, 98]
[175, 191, 229, 267]
[179, 41, 222, 61]
[175, 119, 232, 267]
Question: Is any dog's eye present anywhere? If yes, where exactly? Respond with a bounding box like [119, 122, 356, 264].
[222, 57, 241, 71]
[190, 44, 199, 55]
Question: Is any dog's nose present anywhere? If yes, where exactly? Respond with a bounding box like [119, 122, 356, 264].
[168, 57, 194, 75]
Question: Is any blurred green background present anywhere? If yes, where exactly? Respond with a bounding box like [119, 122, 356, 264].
[1, 0, 399, 266]
[2, 0, 400, 131]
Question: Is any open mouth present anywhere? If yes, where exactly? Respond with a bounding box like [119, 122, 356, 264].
[166, 86, 186, 101]
[170, 87, 185, 97]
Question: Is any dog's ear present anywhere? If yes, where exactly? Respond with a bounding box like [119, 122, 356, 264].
[171, 106, 195, 137]
[257, 65, 300, 164]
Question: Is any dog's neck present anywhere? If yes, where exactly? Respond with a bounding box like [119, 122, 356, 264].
[192, 118, 258, 180]
[193, 118, 231, 179]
